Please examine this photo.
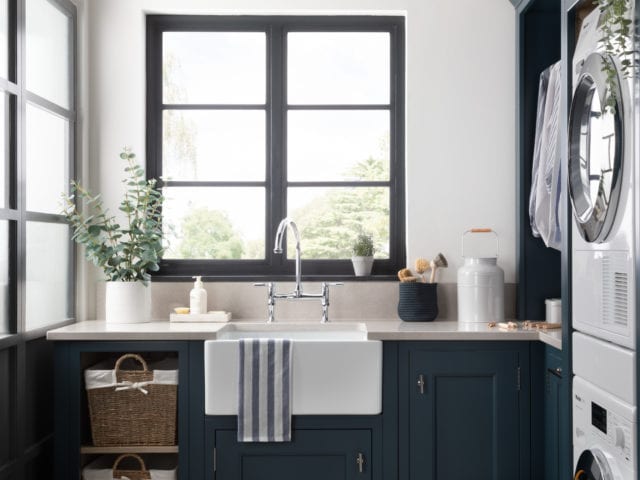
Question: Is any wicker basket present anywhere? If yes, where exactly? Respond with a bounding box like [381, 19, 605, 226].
[112, 454, 151, 480]
[85, 354, 178, 447]
[82, 453, 177, 480]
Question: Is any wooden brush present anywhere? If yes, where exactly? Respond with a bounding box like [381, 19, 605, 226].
[397, 268, 412, 281]
[414, 258, 430, 283]
[429, 253, 448, 283]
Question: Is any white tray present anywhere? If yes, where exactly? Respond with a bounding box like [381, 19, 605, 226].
[170, 311, 232, 323]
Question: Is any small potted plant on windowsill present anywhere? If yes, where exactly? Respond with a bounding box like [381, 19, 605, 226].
[61, 148, 165, 324]
[351, 233, 375, 277]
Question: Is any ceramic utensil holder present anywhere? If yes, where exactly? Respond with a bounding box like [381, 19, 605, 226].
[397, 282, 438, 322]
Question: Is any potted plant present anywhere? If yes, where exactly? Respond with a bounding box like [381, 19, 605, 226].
[594, 0, 634, 112]
[351, 233, 375, 276]
[62, 148, 164, 324]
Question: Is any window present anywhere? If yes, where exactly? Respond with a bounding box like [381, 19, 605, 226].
[0, 0, 75, 477]
[0, 0, 75, 334]
[147, 16, 405, 277]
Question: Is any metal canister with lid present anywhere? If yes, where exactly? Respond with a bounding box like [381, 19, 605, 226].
[457, 229, 505, 323]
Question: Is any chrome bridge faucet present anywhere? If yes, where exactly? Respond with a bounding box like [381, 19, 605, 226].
[254, 218, 342, 323]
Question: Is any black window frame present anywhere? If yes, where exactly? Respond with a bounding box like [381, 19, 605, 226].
[146, 15, 405, 280]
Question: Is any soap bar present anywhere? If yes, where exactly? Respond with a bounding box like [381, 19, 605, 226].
[170, 311, 232, 323]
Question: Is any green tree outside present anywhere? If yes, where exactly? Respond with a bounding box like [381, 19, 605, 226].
[290, 155, 390, 260]
[170, 207, 244, 259]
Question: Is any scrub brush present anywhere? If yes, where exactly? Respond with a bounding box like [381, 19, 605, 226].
[414, 258, 430, 283]
[397, 268, 412, 282]
[429, 253, 448, 283]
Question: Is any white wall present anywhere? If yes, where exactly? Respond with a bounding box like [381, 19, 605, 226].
[81, 0, 516, 319]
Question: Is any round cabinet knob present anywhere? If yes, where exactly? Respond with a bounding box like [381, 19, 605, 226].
[615, 427, 626, 449]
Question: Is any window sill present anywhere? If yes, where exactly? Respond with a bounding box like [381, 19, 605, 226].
[151, 274, 399, 283]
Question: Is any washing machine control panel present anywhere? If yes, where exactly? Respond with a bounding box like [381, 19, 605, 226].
[574, 377, 637, 479]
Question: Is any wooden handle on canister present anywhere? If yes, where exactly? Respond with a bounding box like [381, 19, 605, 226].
[470, 228, 492, 233]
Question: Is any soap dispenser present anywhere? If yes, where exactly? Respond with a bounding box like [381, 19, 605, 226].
[190, 276, 208, 315]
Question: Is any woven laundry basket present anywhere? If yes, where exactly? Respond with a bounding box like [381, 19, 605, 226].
[85, 354, 178, 446]
[82, 453, 177, 480]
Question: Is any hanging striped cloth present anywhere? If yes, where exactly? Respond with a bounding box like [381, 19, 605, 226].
[237, 338, 292, 442]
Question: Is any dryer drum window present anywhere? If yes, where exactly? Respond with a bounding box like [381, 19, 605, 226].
[569, 52, 625, 243]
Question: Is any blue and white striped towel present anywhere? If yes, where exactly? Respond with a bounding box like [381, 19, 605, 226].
[238, 338, 292, 442]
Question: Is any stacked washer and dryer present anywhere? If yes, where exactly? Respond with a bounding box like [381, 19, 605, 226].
[569, 6, 637, 480]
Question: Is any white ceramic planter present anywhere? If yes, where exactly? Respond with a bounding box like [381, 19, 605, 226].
[351, 256, 374, 276]
[105, 281, 151, 324]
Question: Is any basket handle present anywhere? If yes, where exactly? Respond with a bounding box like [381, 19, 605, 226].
[112, 453, 148, 475]
[114, 353, 149, 374]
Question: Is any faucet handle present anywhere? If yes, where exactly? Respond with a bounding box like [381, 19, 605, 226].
[253, 282, 275, 295]
[321, 282, 343, 296]
[254, 283, 276, 322]
[322, 282, 343, 293]
[320, 283, 342, 323]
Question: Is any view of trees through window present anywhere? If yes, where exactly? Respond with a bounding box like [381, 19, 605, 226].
[150, 19, 404, 274]
[161, 31, 392, 261]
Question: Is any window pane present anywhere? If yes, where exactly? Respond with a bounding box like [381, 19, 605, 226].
[26, 222, 70, 330]
[0, 221, 9, 333]
[163, 187, 265, 260]
[0, 0, 8, 79]
[288, 187, 389, 259]
[288, 110, 389, 181]
[163, 32, 265, 105]
[26, 104, 68, 214]
[0, 94, 9, 208]
[288, 32, 390, 105]
[163, 110, 265, 181]
[26, 0, 70, 108]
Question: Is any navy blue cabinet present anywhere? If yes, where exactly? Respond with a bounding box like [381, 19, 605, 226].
[52, 341, 205, 480]
[543, 346, 563, 480]
[54, 339, 536, 479]
[211, 428, 371, 480]
[398, 342, 531, 480]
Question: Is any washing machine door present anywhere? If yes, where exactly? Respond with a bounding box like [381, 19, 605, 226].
[574, 449, 618, 480]
[568, 51, 626, 243]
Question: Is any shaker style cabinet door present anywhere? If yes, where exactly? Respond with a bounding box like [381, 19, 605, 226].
[407, 348, 521, 480]
[214, 429, 372, 480]
[543, 346, 563, 480]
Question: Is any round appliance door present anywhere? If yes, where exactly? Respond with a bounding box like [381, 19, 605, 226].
[574, 449, 617, 480]
[568, 51, 626, 243]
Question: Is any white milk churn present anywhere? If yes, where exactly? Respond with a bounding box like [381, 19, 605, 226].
[457, 228, 505, 323]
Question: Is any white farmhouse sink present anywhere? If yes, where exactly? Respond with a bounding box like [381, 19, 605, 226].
[204, 323, 382, 415]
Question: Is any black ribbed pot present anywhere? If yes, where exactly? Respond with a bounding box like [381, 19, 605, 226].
[397, 282, 438, 322]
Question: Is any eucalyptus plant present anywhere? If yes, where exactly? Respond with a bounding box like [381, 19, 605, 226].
[62, 148, 165, 284]
[352, 233, 375, 257]
[593, 0, 634, 111]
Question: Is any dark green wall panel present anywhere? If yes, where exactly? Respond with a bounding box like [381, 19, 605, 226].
[0, 348, 13, 467]
[24, 338, 54, 446]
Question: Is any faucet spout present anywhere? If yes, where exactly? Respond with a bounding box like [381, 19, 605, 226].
[274, 218, 302, 296]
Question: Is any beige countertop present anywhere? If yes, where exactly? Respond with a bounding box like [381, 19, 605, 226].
[46, 319, 562, 349]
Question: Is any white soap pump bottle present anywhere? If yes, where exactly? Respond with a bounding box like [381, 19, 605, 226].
[189, 276, 208, 315]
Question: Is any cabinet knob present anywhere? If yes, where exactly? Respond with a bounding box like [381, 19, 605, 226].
[417, 374, 426, 394]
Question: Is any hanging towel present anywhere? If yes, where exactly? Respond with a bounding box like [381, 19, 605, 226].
[529, 61, 562, 251]
[238, 338, 292, 442]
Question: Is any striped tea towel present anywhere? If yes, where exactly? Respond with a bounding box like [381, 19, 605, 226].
[238, 338, 292, 442]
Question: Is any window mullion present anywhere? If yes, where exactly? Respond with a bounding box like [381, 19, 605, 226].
[389, 23, 406, 270]
[15, 0, 24, 335]
[268, 24, 286, 273]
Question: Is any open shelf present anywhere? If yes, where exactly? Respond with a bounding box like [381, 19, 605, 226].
[80, 445, 179, 454]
